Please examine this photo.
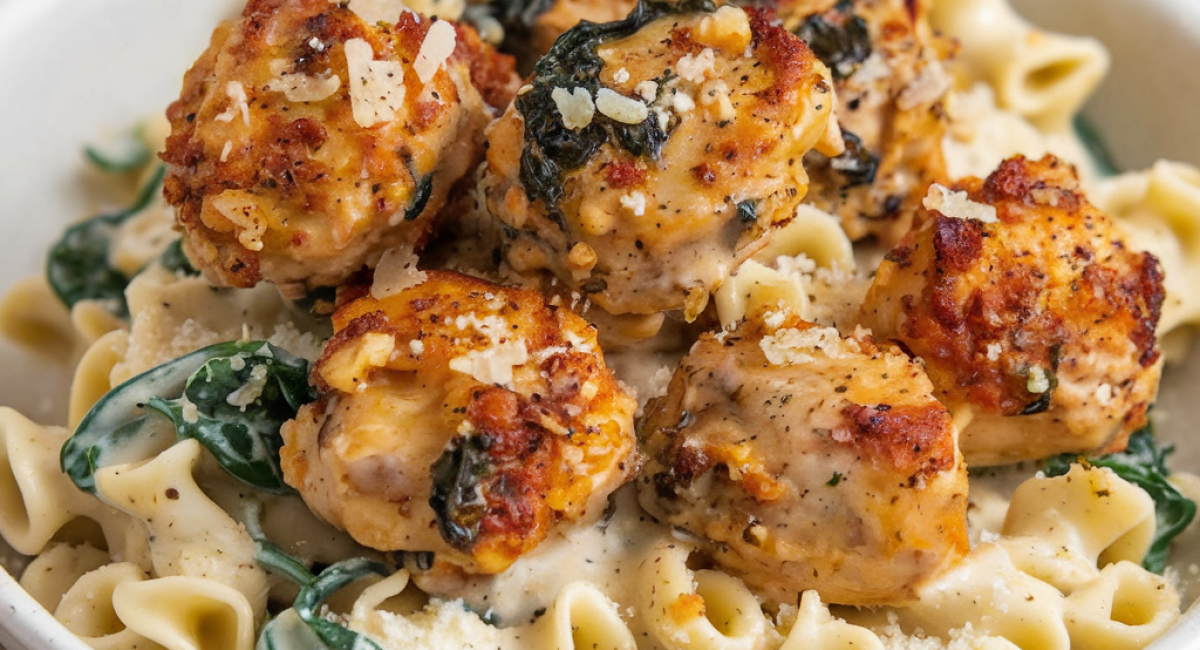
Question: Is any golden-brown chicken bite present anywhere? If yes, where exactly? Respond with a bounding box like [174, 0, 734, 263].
[161, 0, 519, 294]
[862, 156, 1165, 466]
[637, 316, 969, 606]
[774, 0, 952, 244]
[280, 270, 638, 574]
[480, 1, 842, 319]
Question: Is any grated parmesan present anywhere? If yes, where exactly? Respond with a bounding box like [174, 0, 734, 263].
[266, 58, 342, 103]
[211, 191, 267, 251]
[595, 88, 649, 124]
[347, 0, 406, 26]
[620, 191, 647, 217]
[922, 183, 998, 224]
[760, 326, 860, 366]
[371, 245, 428, 298]
[227, 364, 270, 409]
[214, 81, 251, 126]
[414, 19, 457, 84]
[551, 87, 595, 130]
[447, 313, 529, 388]
[344, 38, 407, 128]
[675, 48, 716, 84]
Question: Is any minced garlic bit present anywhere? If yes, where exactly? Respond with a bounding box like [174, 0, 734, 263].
[1026, 365, 1052, 394]
[595, 88, 649, 124]
[414, 19, 457, 84]
[266, 58, 342, 103]
[760, 326, 860, 366]
[922, 183, 998, 223]
[620, 191, 647, 217]
[552, 87, 595, 130]
[347, 0, 406, 26]
[214, 81, 251, 126]
[344, 38, 407, 128]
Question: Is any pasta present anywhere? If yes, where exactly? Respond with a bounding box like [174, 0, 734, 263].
[0, 0, 1197, 649]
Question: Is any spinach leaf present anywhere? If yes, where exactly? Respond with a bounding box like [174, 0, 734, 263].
[1074, 114, 1120, 178]
[1042, 425, 1197, 573]
[46, 165, 166, 318]
[85, 136, 151, 173]
[159, 238, 199, 276]
[828, 130, 879, 188]
[516, 0, 713, 218]
[255, 552, 391, 650]
[61, 340, 315, 494]
[793, 0, 872, 79]
[429, 434, 493, 551]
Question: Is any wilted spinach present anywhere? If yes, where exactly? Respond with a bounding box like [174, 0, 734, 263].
[158, 238, 199, 276]
[516, 0, 714, 217]
[828, 130, 879, 188]
[793, 0, 872, 79]
[46, 165, 166, 318]
[1042, 425, 1197, 573]
[256, 557, 391, 650]
[429, 435, 493, 551]
[85, 128, 152, 173]
[61, 340, 315, 494]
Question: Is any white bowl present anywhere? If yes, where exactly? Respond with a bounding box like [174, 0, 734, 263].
[0, 0, 1196, 648]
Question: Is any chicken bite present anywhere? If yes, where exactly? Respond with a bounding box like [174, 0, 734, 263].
[862, 156, 1165, 465]
[280, 271, 638, 574]
[637, 316, 969, 606]
[161, 0, 519, 294]
[480, 2, 842, 319]
[775, 0, 953, 244]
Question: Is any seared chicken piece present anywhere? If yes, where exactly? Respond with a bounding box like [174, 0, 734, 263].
[775, 0, 952, 244]
[280, 271, 638, 574]
[862, 156, 1164, 466]
[638, 316, 969, 606]
[161, 0, 519, 294]
[480, 2, 841, 318]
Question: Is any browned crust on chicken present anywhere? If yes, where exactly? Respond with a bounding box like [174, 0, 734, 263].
[775, 0, 952, 244]
[638, 317, 968, 606]
[281, 270, 638, 574]
[481, 5, 838, 318]
[162, 0, 518, 292]
[863, 155, 1165, 465]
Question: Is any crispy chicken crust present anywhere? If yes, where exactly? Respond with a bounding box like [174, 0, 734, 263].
[862, 156, 1165, 465]
[280, 271, 638, 574]
[637, 316, 968, 606]
[775, 0, 952, 244]
[161, 0, 519, 294]
[480, 4, 840, 318]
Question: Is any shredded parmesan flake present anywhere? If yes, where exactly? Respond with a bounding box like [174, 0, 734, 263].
[595, 88, 649, 124]
[371, 245, 429, 298]
[214, 81, 251, 126]
[227, 364, 270, 409]
[760, 326, 860, 366]
[613, 67, 631, 84]
[266, 59, 342, 103]
[447, 314, 530, 388]
[620, 191, 647, 217]
[347, 0, 406, 25]
[552, 87, 595, 130]
[923, 184, 998, 223]
[211, 191, 268, 251]
[344, 38, 407, 128]
[414, 19, 457, 84]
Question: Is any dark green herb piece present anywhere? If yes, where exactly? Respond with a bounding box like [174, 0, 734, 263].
[1074, 114, 1120, 178]
[793, 0, 872, 79]
[404, 175, 434, 222]
[429, 435, 493, 551]
[516, 0, 714, 218]
[735, 199, 759, 225]
[85, 130, 151, 173]
[827, 472, 843, 487]
[159, 238, 199, 276]
[828, 130, 878, 188]
[46, 165, 166, 318]
[1042, 425, 1197, 573]
[256, 556, 391, 650]
[61, 340, 315, 494]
